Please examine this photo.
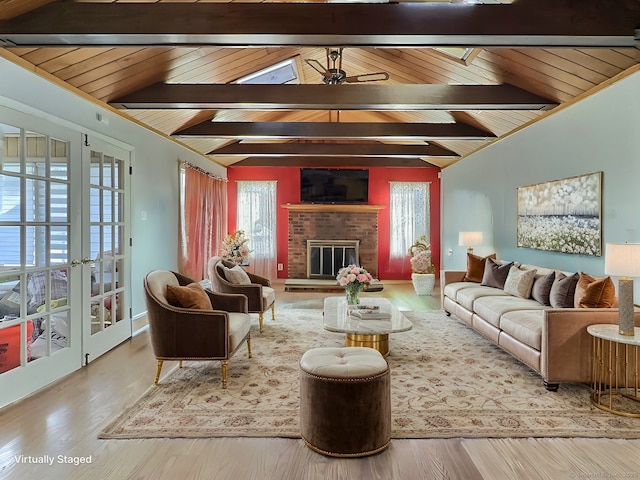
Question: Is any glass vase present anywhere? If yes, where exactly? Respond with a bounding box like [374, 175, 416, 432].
[345, 287, 361, 306]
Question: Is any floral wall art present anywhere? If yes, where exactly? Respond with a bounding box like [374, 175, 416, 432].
[516, 172, 602, 256]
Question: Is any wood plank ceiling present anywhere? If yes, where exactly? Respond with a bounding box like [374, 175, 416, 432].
[0, 0, 638, 169]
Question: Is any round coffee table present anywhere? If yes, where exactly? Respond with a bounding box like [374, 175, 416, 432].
[322, 296, 413, 357]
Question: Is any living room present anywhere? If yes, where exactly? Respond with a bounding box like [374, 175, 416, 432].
[1, 2, 640, 477]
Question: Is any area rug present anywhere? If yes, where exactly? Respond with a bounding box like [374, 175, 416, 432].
[99, 308, 640, 439]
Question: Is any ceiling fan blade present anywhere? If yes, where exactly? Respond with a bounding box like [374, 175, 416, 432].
[305, 58, 331, 77]
[344, 72, 390, 83]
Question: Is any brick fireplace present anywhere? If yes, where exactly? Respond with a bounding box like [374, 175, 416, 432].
[284, 204, 384, 279]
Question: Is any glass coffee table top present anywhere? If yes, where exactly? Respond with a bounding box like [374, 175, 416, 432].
[323, 296, 413, 335]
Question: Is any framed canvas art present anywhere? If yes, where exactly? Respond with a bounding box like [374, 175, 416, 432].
[516, 172, 602, 256]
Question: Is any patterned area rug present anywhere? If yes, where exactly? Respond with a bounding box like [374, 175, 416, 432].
[99, 308, 640, 439]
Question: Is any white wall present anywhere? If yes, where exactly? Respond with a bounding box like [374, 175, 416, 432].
[0, 56, 226, 317]
[442, 69, 640, 292]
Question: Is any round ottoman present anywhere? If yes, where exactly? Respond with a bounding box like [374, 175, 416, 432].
[299, 347, 391, 457]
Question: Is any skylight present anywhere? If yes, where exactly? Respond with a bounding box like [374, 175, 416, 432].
[235, 58, 301, 85]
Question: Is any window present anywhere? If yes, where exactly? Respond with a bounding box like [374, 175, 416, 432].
[235, 58, 301, 85]
[236, 181, 277, 279]
[0, 127, 70, 268]
[389, 182, 430, 258]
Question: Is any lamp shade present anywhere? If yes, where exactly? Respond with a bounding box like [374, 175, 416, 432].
[604, 243, 640, 278]
[458, 231, 483, 247]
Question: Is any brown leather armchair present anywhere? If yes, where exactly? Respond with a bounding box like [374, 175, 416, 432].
[144, 270, 252, 388]
[208, 256, 275, 333]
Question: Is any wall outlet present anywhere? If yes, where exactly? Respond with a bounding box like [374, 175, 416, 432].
[277, 263, 283, 271]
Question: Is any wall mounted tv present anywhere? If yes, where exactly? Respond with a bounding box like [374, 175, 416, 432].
[300, 168, 369, 204]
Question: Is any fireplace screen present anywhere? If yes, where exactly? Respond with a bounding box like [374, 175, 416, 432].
[307, 240, 360, 279]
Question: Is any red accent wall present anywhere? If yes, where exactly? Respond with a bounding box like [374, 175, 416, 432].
[226, 166, 441, 280]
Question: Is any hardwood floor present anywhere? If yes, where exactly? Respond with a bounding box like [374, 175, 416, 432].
[1, 281, 639, 480]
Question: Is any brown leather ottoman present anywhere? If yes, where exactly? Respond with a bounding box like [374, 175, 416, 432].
[299, 347, 391, 457]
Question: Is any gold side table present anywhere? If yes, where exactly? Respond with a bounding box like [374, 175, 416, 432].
[587, 324, 640, 417]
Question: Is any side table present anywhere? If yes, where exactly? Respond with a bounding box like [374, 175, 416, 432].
[587, 324, 640, 417]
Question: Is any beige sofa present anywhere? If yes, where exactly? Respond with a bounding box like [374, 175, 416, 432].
[441, 264, 639, 391]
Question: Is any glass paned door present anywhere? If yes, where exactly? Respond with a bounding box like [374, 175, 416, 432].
[81, 137, 130, 362]
[0, 117, 81, 408]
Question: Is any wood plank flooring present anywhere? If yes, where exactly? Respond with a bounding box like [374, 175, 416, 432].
[1, 281, 639, 480]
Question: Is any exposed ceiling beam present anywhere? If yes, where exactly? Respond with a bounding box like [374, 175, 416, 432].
[173, 121, 496, 141]
[208, 142, 457, 158]
[232, 157, 439, 168]
[1, 2, 638, 47]
[111, 84, 557, 111]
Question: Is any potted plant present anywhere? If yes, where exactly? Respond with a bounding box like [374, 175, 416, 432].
[408, 236, 435, 295]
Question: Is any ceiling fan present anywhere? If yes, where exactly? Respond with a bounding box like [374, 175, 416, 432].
[305, 48, 390, 85]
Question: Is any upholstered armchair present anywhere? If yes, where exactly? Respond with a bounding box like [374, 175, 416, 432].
[143, 270, 252, 388]
[207, 256, 275, 333]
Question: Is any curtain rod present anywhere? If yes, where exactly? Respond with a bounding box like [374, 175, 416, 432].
[180, 160, 227, 182]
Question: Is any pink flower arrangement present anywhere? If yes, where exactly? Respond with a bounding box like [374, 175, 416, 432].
[220, 230, 251, 265]
[410, 250, 434, 274]
[408, 235, 434, 274]
[336, 264, 374, 292]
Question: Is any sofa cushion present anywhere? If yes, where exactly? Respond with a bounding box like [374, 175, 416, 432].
[262, 286, 276, 308]
[443, 281, 479, 301]
[500, 310, 543, 351]
[530, 271, 555, 306]
[166, 282, 212, 310]
[455, 285, 510, 311]
[574, 273, 615, 308]
[473, 295, 546, 328]
[462, 253, 496, 283]
[549, 272, 579, 308]
[228, 312, 251, 352]
[503, 266, 537, 299]
[481, 258, 514, 289]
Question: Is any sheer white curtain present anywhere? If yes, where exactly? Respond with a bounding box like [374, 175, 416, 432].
[236, 181, 277, 279]
[389, 182, 430, 258]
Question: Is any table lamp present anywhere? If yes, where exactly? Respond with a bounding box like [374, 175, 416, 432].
[458, 231, 483, 254]
[604, 243, 640, 336]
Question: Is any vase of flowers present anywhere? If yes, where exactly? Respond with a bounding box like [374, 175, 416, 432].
[408, 236, 435, 296]
[220, 230, 251, 265]
[336, 264, 374, 305]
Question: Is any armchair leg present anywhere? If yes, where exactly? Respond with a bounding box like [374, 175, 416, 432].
[259, 312, 264, 333]
[154, 360, 163, 385]
[271, 304, 275, 321]
[221, 360, 229, 389]
[179, 360, 183, 368]
[247, 335, 252, 359]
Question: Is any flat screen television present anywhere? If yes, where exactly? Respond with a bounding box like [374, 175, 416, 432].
[300, 168, 369, 204]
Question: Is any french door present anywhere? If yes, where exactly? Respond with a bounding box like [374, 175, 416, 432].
[0, 107, 131, 408]
[80, 137, 131, 363]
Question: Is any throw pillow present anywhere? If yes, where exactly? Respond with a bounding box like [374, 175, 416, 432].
[574, 273, 615, 308]
[531, 271, 556, 306]
[481, 258, 514, 289]
[549, 272, 579, 308]
[224, 265, 252, 285]
[503, 266, 537, 299]
[462, 253, 497, 283]
[166, 283, 212, 310]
